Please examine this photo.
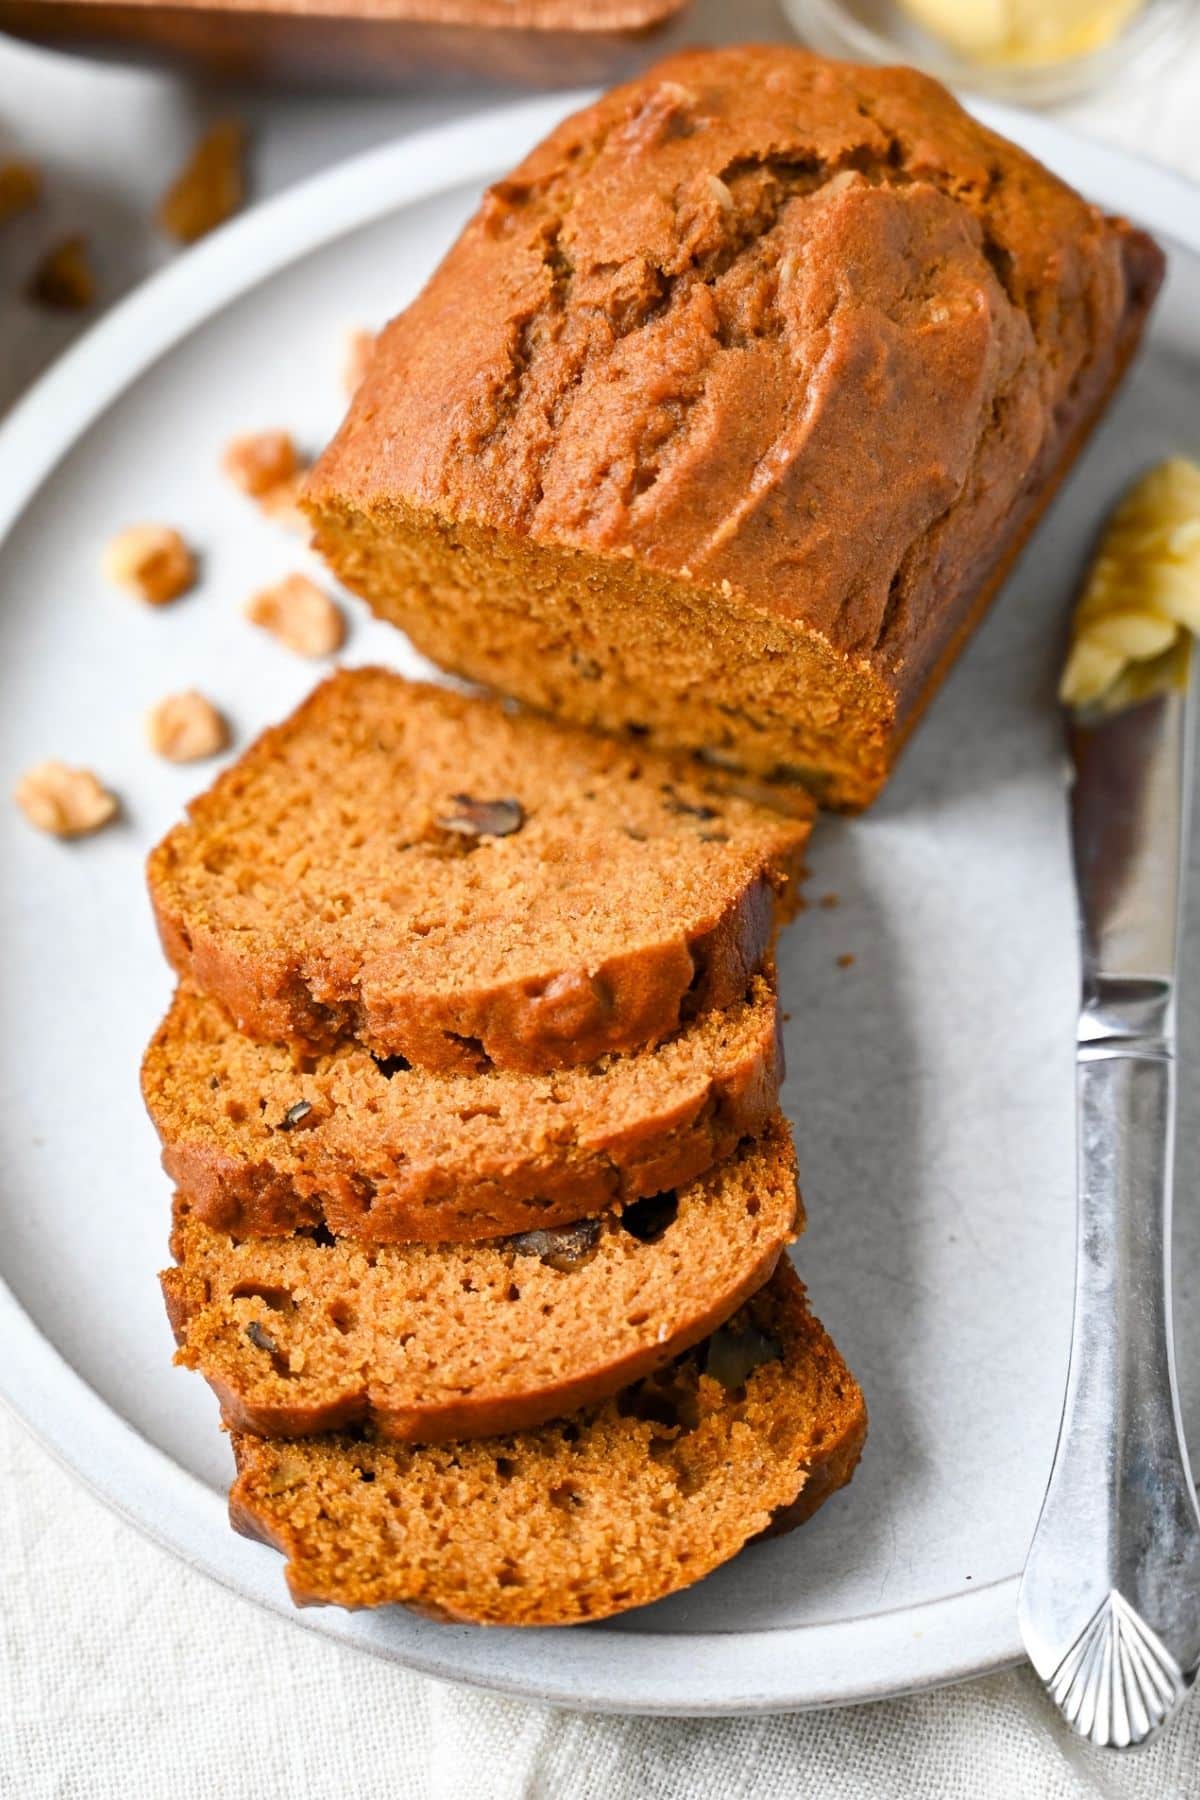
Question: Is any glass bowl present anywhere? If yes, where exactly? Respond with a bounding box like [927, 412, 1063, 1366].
[780, 0, 1196, 104]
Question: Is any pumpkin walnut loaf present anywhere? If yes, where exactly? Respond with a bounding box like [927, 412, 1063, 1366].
[303, 45, 1164, 810]
[229, 1259, 866, 1622]
[147, 669, 810, 1072]
[143, 975, 781, 1242]
[162, 1120, 801, 1442]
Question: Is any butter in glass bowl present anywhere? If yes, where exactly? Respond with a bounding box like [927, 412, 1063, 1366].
[897, 0, 1145, 66]
[782, 0, 1193, 102]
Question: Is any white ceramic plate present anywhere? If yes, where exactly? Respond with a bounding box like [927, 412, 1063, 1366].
[0, 94, 1197, 1717]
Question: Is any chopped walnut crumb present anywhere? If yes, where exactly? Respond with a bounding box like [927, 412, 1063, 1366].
[146, 690, 229, 763]
[103, 525, 197, 606]
[343, 328, 376, 396]
[265, 1450, 307, 1494]
[836, 952, 855, 969]
[15, 761, 118, 837]
[705, 173, 734, 212]
[27, 236, 95, 310]
[245, 574, 345, 658]
[222, 432, 311, 532]
[0, 159, 41, 226]
[258, 470, 312, 534]
[222, 430, 298, 498]
[158, 120, 246, 244]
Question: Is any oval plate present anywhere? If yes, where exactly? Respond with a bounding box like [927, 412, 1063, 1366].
[0, 94, 1198, 1715]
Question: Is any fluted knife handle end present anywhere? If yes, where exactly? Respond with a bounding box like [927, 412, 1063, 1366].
[1029, 1590, 1191, 1748]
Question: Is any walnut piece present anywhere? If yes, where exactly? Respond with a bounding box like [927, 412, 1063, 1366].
[703, 1321, 782, 1390]
[343, 328, 376, 396]
[0, 159, 41, 226]
[15, 761, 118, 837]
[435, 795, 525, 839]
[158, 120, 246, 245]
[103, 525, 197, 606]
[222, 429, 299, 498]
[505, 1218, 601, 1271]
[245, 574, 345, 658]
[257, 470, 311, 534]
[222, 431, 311, 532]
[146, 690, 229, 763]
[27, 236, 95, 310]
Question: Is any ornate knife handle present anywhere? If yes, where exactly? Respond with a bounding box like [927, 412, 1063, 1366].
[1018, 1011, 1200, 1747]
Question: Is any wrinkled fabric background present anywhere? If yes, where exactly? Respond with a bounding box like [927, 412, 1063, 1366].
[4, 1397, 1199, 1799]
[3, 5, 1200, 1795]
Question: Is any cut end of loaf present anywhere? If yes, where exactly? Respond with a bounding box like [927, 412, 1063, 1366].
[307, 500, 895, 810]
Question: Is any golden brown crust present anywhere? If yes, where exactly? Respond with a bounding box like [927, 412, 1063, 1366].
[880, 224, 1165, 772]
[146, 670, 810, 1069]
[161, 1122, 801, 1442]
[227, 1261, 866, 1622]
[143, 976, 782, 1243]
[305, 46, 1164, 810]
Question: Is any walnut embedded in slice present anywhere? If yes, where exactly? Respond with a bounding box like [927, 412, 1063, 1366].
[244, 574, 346, 658]
[435, 795, 525, 839]
[245, 1319, 280, 1356]
[660, 784, 719, 822]
[222, 430, 299, 499]
[0, 159, 41, 226]
[277, 1099, 315, 1133]
[14, 761, 118, 837]
[27, 236, 95, 310]
[146, 690, 229, 763]
[505, 1218, 601, 1271]
[158, 120, 246, 244]
[703, 1321, 782, 1390]
[264, 1449, 309, 1493]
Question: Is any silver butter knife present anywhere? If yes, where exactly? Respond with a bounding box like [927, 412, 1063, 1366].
[1018, 639, 1200, 1747]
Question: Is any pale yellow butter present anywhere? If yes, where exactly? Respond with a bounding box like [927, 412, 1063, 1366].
[898, 0, 1144, 65]
[1060, 459, 1200, 712]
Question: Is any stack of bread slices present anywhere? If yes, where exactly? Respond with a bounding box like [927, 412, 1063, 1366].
[142, 668, 866, 1624]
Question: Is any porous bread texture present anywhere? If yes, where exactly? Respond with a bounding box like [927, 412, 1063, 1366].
[162, 1120, 801, 1442]
[229, 1259, 866, 1623]
[147, 669, 810, 1071]
[143, 975, 781, 1242]
[304, 45, 1164, 810]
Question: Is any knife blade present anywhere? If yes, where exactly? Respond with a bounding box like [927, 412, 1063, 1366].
[1018, 640, 1200, 1747]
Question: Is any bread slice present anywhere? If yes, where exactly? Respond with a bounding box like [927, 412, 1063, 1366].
[303, 47, 1163, 811]
[143, 974, 781, 1243]
[146, 670, 810, 1072]
[162, 1120, 800, 1443]
[229, 1259, 865, 1621]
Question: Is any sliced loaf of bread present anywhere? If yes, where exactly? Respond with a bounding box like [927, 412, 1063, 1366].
[143, 976, 780, 1242]
[229, 1260, 866, 1622]
[162, 1121, 800, 1442]
[146, 670, 810, 1073]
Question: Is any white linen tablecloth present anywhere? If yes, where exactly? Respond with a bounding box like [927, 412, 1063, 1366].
[3, 6, 1200, 1793]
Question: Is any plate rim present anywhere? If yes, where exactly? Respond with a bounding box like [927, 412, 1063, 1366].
[0, 88, 1197, 1717]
